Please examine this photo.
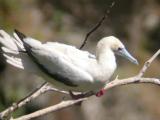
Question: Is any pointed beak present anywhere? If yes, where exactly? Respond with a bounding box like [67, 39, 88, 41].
[118, 48, 138, 65]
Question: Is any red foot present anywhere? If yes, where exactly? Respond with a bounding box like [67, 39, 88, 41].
[96, 89, 105, 97]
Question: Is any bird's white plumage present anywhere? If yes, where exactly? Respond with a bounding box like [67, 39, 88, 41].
[0, 30, 137, 93]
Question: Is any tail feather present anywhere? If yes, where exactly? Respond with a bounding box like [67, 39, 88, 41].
[1, 47, 19, 54]
[0, 30, 39, 73]
[0, 30, 18, 51]
[4, 54, 24, 69]
[13, 32, 25, 51]
[14, 29, 26, 41]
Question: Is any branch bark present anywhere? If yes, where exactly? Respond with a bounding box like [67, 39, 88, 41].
[0, 49, 158, 120]
[0, 82, 68, 120]
[13, 98, 87, 120]
[11, 77, 160, 120]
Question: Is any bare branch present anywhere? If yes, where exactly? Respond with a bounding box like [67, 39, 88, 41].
[137, 49, 160, 77]
[104, 77, 160, 90]
[1, 49, 160, 120]
[11, 49, 160, 120]
[13, 77, 160, 120]
[13, 98, 87, 120]
[0, 82, 68, 120]
[79, 1, 115, 49]
[0, 82, 47, 120]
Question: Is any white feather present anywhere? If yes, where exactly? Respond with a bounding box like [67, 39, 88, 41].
[0, 30, 18, 51]
[0, 30, 138, 93]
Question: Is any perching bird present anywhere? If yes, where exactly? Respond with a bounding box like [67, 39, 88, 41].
[0, 29, 138, 97]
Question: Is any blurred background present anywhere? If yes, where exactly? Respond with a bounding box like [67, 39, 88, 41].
[0, 0, 160, 120]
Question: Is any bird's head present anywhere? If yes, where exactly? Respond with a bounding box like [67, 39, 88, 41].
[97, 36, 138, 64]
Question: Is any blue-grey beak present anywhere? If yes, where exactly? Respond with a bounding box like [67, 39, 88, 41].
[117, 48, 138, 65]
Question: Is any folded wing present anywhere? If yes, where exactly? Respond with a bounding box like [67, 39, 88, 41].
[14, 30, 94, 87]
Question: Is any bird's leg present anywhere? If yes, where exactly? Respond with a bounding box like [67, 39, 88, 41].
[95, 88, 105, 97]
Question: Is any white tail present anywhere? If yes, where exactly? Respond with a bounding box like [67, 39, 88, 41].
[0, 30, 39, 73]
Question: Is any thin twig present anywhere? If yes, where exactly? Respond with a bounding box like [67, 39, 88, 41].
[137, 49, 160, 77]
[79, 1, 115, 49]
[104, 77, 160, 90]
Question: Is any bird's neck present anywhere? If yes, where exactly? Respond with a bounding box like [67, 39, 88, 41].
[96, 48, 117, 79]
[96, 47, 115, 64]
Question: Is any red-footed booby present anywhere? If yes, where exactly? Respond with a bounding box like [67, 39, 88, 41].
[0, 30, 138, 97]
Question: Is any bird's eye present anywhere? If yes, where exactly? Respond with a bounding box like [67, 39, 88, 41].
[118, 47, 122, 51]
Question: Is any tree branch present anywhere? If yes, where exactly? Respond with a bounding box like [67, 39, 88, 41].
[5, 49, 159, 120]
[0, 82, 68, 120]
[79, 1, 115, 49]
[137, 49, 160, 77]
[0, 49, 160, 120]
[12, 77, 160, 120]
[13, 98, 87, 120]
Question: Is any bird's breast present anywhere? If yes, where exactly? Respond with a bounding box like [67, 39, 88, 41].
[95, 62, 117, 83]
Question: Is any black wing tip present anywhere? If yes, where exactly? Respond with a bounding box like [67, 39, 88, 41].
[14, 29, 26, 40]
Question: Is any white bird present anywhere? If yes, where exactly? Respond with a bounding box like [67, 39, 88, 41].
[0, 29, 138, 97]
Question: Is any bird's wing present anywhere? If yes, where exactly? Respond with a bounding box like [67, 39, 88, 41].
[44, 42, 96, 59]
[43, 42, 97, 73]
[14, 30, 94, 87]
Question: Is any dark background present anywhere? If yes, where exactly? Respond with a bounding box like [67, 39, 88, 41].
[0, 0, 160, 120]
